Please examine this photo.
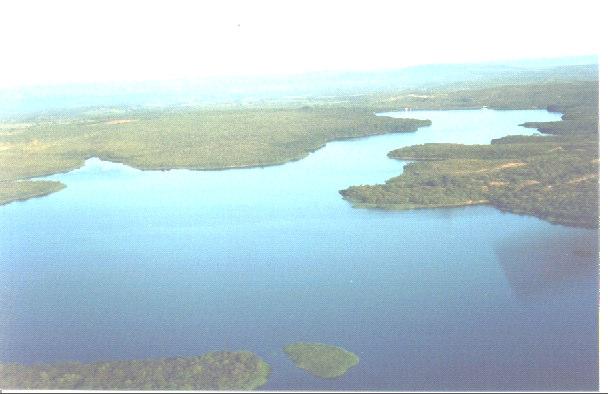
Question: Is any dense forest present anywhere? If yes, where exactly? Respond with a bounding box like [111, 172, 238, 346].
[340, 81, 599, 228]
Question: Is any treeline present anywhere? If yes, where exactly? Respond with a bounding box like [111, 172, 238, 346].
[361, 81, 598, 113]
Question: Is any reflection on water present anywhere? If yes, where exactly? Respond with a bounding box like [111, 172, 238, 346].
[494, 230, 598, 299]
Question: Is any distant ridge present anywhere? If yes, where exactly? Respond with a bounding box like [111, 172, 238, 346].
[0, 56, 598, 118]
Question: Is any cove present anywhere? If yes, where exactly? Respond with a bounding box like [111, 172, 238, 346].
[0, 109, 598, 390]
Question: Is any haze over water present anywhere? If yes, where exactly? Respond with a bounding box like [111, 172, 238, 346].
[0, 109, 598, 390]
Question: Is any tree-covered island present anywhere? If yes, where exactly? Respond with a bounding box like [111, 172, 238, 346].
[0, 351, 271, 390]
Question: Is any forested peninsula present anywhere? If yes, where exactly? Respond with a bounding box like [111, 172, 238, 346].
[340, 81, 599, 228]
[0, 107, 429, 204]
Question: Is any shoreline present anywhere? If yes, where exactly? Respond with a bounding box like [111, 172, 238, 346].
[1, 119, 430, 205]
[339, 103, 597, 229]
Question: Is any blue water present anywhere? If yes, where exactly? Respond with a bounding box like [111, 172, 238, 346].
[0, 110, 598, 390]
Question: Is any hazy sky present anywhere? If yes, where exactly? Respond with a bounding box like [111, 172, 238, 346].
[0, 0, 602, 88]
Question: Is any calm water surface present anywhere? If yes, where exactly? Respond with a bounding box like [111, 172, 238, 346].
[0, 109, 598, 390]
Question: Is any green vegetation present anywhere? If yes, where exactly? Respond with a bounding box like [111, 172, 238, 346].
[361, 81, 598, 114]
[0, 180, 65, 205]
[340, 81, 599, 228]
[0, 107, 429, 204]
[283, 343, 359, 379]
[0, 351, 270, 390]
[1, 77, 598, 229]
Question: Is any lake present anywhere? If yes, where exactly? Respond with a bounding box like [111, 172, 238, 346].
[0, 109, 598, 390]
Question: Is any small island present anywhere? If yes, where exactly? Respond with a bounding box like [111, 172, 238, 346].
[0, 351, 271, 390]
[283, 343, 359, 379]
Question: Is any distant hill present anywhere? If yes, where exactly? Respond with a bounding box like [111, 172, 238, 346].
[0, 55, 597, 118]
